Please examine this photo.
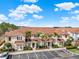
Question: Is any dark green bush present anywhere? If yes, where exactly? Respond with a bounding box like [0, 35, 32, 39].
[66, 46, 77, 49]
[38, 45, 46, 48]
[23, 46, 32, 50]
[52, 44, 59, 48]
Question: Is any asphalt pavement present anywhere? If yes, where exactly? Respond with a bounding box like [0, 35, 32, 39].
[8, 50, 79, 59]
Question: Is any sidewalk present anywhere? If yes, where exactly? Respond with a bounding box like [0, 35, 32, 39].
[9, 47, 66, 55]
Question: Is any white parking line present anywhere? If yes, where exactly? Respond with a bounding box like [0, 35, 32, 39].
[41, 52, 48, 59]
[48, 51, 55, 56]
[27, 54, 29, 59]
[35, 53, 39, 59]
[55, 51, 62, 57]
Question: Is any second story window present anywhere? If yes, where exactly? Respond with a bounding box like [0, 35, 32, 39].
[17, 36, 22, 40]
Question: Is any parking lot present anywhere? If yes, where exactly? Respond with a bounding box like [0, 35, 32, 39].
[8, 50, 79, 59]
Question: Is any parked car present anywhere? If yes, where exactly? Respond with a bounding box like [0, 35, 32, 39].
[0, 52, 8, 59]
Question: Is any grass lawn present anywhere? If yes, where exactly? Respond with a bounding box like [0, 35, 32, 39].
[68, 49, 79, 54]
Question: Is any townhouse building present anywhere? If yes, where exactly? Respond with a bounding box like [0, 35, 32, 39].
[4, 27, 79, 51]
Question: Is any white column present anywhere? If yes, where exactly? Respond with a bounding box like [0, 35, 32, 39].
[55, 37, 58, 44]
[50, 42, 52, 49]
[33, 42, 36, 50]
[30, 42, 33, 48]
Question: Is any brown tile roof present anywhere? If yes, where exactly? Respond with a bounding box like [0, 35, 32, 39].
[5, 27, 79, 36]
[31, 38, 54, 42]
[14, 40, 25, 45]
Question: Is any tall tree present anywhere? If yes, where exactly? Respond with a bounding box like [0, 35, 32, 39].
[0, 22, 19, 36]
[35, 32, 43, 37]
[41, 34, 49, 40]
[25, 31, 32, 42]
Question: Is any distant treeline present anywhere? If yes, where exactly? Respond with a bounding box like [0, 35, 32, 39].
[53, 27, 72, 28]
[0, 22, 19, 36]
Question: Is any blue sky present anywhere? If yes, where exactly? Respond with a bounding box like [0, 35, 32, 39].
[0, 0, 79, 27]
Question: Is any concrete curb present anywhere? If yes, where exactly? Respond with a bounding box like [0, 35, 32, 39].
[9, 48, 66, 55]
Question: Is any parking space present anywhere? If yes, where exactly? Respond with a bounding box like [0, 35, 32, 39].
[49, 51, 61, 57]
[55, 50, 70, 57]
[36, 52, 47, 59]
[42, 51, 57, 58]
[28, 53, 36, 59]
[8, 50, 79, 59]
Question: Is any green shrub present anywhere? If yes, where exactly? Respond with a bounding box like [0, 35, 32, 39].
[1, 47, 15, 52]
[4, 43, 12, 49]
[38, 45, 46, 48]
[1, 43, 15, 52]
[66, 46, 77, 49]
[53, 44, 59, 48]
[64, 39, 73, 47]
[23, 46, 32, 50]
[36, 43, 47, 49]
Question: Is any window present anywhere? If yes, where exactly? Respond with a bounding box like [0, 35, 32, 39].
[9, 37, 11, 41]
[17, 36, 22, 40]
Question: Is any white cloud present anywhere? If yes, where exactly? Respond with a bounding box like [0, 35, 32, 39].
[60, 17, 70, 23]
[28, 19, 33, 22]
[0, 14, 8, 23]
[8, 11, 26, 20]
[23, 0, 38, 3]
[8, 4, 42, 20]
[16, 21, 29, 26]
[15, 19, 33, 26]
[71, 15, 79, 21]
[71, 10, 79, 14]
[55, 2, 79, 10]
[61, 17, 70, 21]
[33, 14, 43, 19]
[54, 8, 59, 11]
[42, 25, 54, 27]
[75, 3, 79, 6]
[60, 15, 79, 23]
[26, 24, 54, 27]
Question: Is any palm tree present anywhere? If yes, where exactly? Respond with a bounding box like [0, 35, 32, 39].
[41, 34, 49, 40]
[25, 31, 32, 42]
[39, 34, 48, 48]
[48, 34, 55, 39]
[68, 36, 74, 41]
[53, 32, 60, 37]
[35, 32, 43, 37]
[64, 36, 74, 47]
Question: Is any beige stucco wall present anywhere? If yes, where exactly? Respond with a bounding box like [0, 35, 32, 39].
[5, 35, 26, 50]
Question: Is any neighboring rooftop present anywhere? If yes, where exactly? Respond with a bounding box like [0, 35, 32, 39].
[5, 27, 79, 36]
